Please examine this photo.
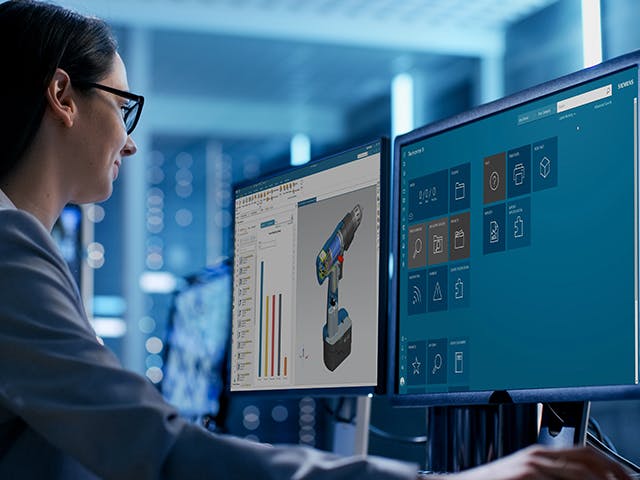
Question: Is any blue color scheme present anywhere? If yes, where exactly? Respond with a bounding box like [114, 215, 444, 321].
[397, 65, 638, 396]
[483, 203, 506, 254]
[298, 197, 317, 207]
[427, 338, 448, 385]
[408, 169, 449, 222]
[338, 308, 349, 325]
[260, 220, 276, 228]
[448, 338, 469, 386]
[162, 262, 232, 417]
[450, 163, 471, 212]
[532, 137, 558, 192]
[507, 145, 532, 198]
[449, 263, 470, 309]
[507, 197, 531, 250]
[408, 270, 427, 315]
[407, 341, 426, 386]
[428, 266, 448, 312]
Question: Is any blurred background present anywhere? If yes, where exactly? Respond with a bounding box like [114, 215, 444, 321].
[53, 0, 640, 469]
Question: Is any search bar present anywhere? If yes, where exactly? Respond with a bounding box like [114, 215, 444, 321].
[557, 84, 612, 113]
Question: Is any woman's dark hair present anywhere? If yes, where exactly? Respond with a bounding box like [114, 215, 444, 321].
[0, 0, 117, 181]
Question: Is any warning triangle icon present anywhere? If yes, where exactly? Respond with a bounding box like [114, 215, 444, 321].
[433, 281, 443, 301]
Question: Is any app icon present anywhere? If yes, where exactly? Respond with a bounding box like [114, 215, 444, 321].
[483, 204, 506, 254]
[428, 266, 448, 312]
[449, 262, 470, 309]
[433, 234, 444, 254]
[540, 157, 551, 178]
[484, 152, 506, 204]
[513, 163, 525, 185]
[454, 229, 465, 250]
[489, 220, 499, 243]
[533, 137, 558, 191]
[450, 163, 471, 212]
[454, 278, 464, 299]
[454, 352, 464, 374]
[449, 212, 470, 261]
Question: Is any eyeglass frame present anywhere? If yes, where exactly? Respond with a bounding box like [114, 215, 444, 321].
[73, 82, 145, 135]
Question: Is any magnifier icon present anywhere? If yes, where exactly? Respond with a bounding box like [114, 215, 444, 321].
[412, 237, 423, 259]
[432, 353, 442, 374]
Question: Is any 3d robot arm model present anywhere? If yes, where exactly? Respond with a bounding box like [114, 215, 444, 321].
[315, 205, 362, 371]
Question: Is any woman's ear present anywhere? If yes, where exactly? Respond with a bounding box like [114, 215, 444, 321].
[45, 68, 77, 128]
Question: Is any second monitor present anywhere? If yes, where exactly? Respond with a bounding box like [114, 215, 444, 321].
[231, 139, 388, 394]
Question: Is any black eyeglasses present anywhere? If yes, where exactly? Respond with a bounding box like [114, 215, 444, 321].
[75, 82, 145, 135]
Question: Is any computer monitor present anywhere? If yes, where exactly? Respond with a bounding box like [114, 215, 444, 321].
[231, 139, 389, 395]
[392, 51, 640, 407]
[52, 204, 84, 288]
[161, 261, 232, 421]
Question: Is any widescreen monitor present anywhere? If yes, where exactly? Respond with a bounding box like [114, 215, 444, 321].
[392, 51, 640, 406]
[231, 139, 389, 395]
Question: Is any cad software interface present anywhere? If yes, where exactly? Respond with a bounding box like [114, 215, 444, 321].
[232, 141, 381, 391]
[398, 67, 639, 395]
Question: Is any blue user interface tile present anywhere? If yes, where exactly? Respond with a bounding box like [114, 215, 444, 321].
[532, 137, 558, 192]
[408, 270, 427, 315]
[428, 266, 448, 312]
[448, 338, 469, 386]
[449, 262, 470, 309]
[407, 341, 426, 386]
[428, 338, 448, 384]
[508, 144, 531, 198]
[483, 203, 506, 254]
[408, 169, 449, 222]
[507, 197, 531, 250]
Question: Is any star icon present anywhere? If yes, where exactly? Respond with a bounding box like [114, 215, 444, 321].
[412, 356, 421, 375]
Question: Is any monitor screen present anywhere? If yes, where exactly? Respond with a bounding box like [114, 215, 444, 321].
[52, 204, 83, 289]
[162, 262, 232, 418]
[393, 53, 640, 405]
[231, 139, 388, 394]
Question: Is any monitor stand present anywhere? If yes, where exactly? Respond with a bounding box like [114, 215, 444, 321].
[426, 397, 590, 473]
[330, 396, 371, 456]
[538, 401, 590, 447]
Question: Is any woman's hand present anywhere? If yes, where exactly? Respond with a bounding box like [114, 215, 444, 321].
[420, 445, 633, 480]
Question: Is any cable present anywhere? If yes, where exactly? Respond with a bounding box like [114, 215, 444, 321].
[321, 397, 357, 424]
[587, 431, 640, 474]
[368, 424, 428, 445]
[321, 398, 428, 444]
[588, 416, 617, 453]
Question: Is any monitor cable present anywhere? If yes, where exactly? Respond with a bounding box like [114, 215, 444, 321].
[586, 430, 640, 474]
[321, 398, 428, 445]
[321, 397, 357, 424]
[588, 416, 617, 453]
[368, 424, 428, 445]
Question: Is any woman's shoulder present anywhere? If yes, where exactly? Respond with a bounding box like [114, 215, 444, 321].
[0, 208, 60, 248]
[0, 208, 70, 274]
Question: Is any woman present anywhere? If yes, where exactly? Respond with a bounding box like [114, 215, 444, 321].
[0, 1, 631, 479]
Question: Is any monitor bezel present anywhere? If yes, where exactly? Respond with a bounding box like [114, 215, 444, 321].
[390, 51, 640, 406]
[229, 137, 390, 398]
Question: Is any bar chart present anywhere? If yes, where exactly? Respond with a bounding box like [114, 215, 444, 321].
[258, 261, 288, 379]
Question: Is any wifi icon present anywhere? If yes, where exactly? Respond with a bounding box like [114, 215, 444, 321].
[408, 274, 427, 315]
[412, 285, 422, 305]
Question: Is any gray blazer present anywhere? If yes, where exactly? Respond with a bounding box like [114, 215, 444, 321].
[0, 209, 416, 480]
